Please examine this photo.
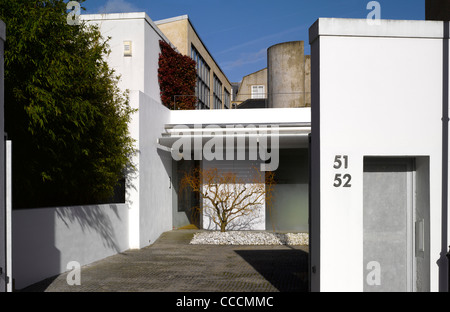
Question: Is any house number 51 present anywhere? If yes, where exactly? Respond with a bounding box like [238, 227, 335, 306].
[333, 155, 352, 187]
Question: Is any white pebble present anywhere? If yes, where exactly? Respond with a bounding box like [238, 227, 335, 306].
[190, 231, 309, 246]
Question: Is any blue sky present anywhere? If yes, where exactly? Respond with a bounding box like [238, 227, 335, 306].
[81, 0, 425, 82]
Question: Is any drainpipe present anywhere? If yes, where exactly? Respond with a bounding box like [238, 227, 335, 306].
[427, 1, 450, 292]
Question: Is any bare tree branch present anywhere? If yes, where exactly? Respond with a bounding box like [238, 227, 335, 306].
[180, 166, 276, 232]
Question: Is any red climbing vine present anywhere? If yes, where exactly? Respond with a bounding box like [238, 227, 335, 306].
[158, 40, 197, 110]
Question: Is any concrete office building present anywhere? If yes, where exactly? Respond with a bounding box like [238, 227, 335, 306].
[233, 68, 268, 108]
[233, 41, 311, 109]
[268, 41, 310, 108]
[155, 15, 232, 110]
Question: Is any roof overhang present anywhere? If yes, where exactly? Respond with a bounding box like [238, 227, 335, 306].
[157, 122, 311, 150]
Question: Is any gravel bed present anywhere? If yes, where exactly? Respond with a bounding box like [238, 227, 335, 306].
[190, 231, 309, 246]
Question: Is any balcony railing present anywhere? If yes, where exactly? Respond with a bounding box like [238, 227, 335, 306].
[172, 93, 312, 110]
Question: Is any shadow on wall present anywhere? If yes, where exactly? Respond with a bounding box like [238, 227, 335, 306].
[56, 204, 123, 251]
[12, 207, 60, 291]
[13, 204, 128, 290]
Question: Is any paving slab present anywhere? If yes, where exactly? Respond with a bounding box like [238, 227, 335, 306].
[19, 230, 309, 292]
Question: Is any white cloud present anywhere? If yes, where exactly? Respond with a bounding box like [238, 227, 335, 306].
[221, 48, 267, 71]
[217, 25, 307, 57]
[97, 0, 140, 14]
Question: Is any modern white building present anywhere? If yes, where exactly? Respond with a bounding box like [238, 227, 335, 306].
[81, 12, 311, 236]
[11, 12, 311, 290]
[309, 18, 450, 292]
[8, 12, 450, 293]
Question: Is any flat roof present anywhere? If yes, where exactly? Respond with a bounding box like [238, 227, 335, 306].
[158, 122, 311, 150]
[81, 12, 172, 46]
[154, 15, 189, 25]
[309, 18, 446, 44]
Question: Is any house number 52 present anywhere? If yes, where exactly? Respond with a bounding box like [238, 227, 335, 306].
[333, 155, 352, 187]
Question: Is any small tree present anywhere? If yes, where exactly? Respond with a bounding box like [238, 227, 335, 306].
[180, 167, 276, 232]
[0, 0, 136, 208]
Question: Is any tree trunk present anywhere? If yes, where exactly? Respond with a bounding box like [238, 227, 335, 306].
[220, 223, 226, 232]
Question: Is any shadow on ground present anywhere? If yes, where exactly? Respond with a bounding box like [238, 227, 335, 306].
[16, 230, 310, 292]
[18, 275, 59, 292]
[235, 249, 308, 292]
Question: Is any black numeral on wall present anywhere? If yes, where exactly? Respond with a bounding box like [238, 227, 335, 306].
[333, 155, 352, 188]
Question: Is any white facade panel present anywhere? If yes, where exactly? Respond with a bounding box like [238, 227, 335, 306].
[138, 91, 172, 247]
[82, 13, 173, 249]
[170, 107, 311, 126]
[311, 18, 448, 292]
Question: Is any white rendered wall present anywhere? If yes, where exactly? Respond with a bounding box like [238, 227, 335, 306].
[127, 91, 172, 249]
[83, 14, 145, 93]
[137, 91, 172, 247]
[82, 13, 171, 96]
[83, 14, 173, 249]
[310, 18, 447, 292]
[170, 107, 311, 126]
[12, 204, 129, 290]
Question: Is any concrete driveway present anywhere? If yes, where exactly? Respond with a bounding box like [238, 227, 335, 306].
[20, 229, 309, 292]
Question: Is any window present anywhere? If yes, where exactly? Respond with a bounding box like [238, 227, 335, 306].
[124, 41, 132, 57]
[251, 85, 265, 99]
[191, 45, 210, 109]
[224, 89, 230, 109]
[213, 74, 222, 110]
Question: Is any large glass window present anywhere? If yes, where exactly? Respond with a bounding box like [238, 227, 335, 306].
[224, 89, 230, 109]
[191, 45, 210, 109]
[213, 74, 222, 110]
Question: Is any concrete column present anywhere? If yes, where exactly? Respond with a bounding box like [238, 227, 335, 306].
[267, 41, 305, 108]
[304, 55, 311, 107]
